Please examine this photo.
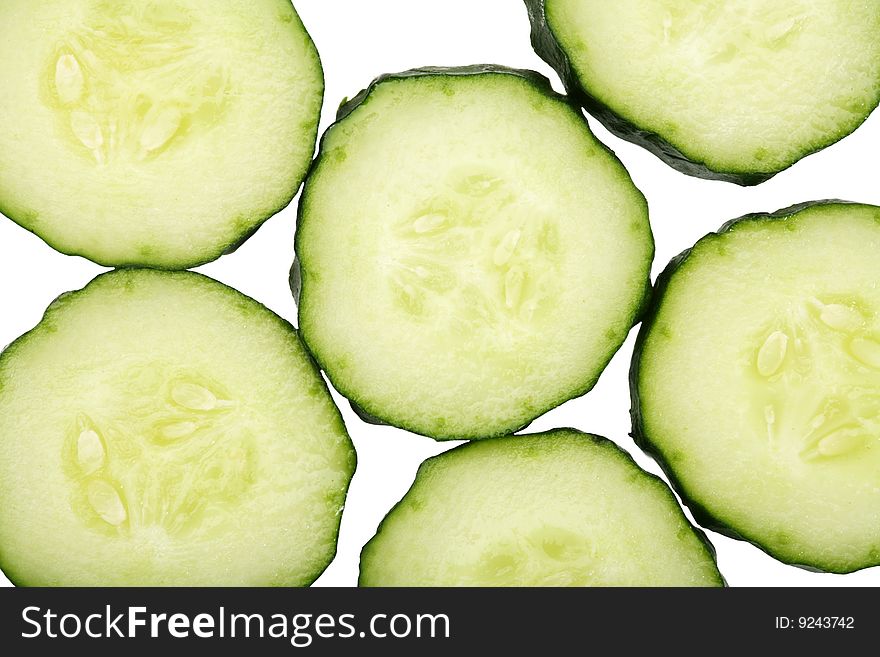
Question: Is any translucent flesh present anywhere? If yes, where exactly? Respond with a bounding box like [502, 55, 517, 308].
[360, 431, 722, 586]
[638, 204, 880, 571]
[547, 0, 880, 174]
[0, 0, 323, 267]
[0, 270, 354, 586]
[298, 73, 652, 439]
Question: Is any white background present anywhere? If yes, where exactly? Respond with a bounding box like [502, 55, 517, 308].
[1, 0, 878, 587]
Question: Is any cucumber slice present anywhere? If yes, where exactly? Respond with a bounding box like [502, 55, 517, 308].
[0, 0, 323, 268]
[526, 0, 880, 184]
[0, 269, 355, 586]
[360, 429, 723, 586]
[633, 202, 880, 573]
[296, 66, 653, 440]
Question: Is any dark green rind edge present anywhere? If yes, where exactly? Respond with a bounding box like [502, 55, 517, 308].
[358, 428, 726, 587]
[0, 268, 356, 587]
[630, 199, 880, 575]
[0, 1, 324, 271]
[348, 400, 388, 427]
[333, 65, 561, 123]
[524, 0, 880, 187]
[293, 64, 654, 441]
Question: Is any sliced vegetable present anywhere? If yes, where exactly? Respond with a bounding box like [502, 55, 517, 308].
[360, 429, 723, 586]
[0, 269, 355, 586]
[0, 0, 323, 267]
[526, 0, 880, 183]
[296, 66, 652, 440]
[633, 201, 880, 572]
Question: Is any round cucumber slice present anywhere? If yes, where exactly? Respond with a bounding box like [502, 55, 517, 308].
[0, 0, 323, 268]
[0, 269, 355, 586]
[633, 202, 880, 573]
[360, 429, 723, 586]
[526, 0, 880, 184]
[296, 66, 653, 441]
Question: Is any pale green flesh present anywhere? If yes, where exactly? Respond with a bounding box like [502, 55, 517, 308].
[360, 430, 722, 586]
[298, 72, 652, 440]
[0, 0, 323, 268]
[638, 204, 880, 572]
[546, 0, 880, 175]
[0, 270, 355, 586]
